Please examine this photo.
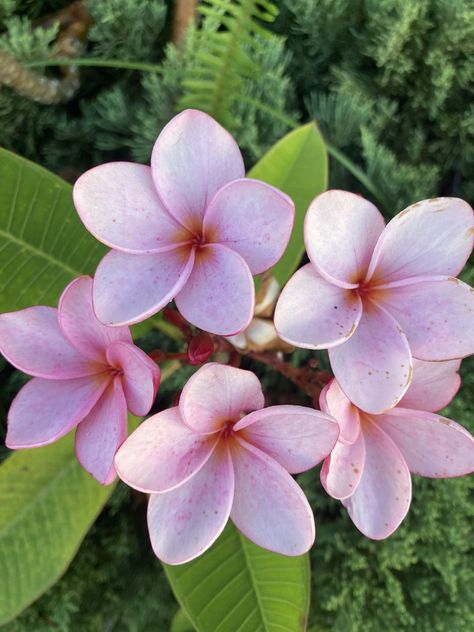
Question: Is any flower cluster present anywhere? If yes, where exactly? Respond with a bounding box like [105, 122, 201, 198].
[1, 110, 473, 564]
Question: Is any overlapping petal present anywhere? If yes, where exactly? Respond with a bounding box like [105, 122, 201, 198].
[93, 247, 195, 326]
[274, 264, 362, 349]
[304, 190, 385, 288]
[375, 277, 474, 361]
[366, 197, 474, 285]
[320, 431, 365, 500]
[329, 300, 412, 413]
[235, 405, 339, 473]
[147, 442, 234, 565]
[342, 418, 411, 539]
[6, 373, 110, 448]
[106, 341, 160, 416]
[59, 276, 131, 362]
[73, 162, 191, 253]
[398, 358, 461, 412]
[180, 363, 264, 434]
[75, 378, 128, 485]
[175, 244, 254, 335]
[230, 438, 315, 556]
[319, 379, 361, 444]
[203, 179, 294, 274]
[115, 407, 218, 493]
[0, 306, 100, 379]
[376, 408, 474, 478]
[151, 109, 245, 232]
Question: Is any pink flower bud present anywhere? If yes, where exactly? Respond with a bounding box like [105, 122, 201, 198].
[187, 332, 214, 365]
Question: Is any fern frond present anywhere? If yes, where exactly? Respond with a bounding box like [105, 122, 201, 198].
[177, 0, 279, 128]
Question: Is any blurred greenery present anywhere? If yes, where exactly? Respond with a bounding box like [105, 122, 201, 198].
[0, 0, 473, 630]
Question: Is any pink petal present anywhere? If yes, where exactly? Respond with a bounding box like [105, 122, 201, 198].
[367, 197, 474, 285]
[230, 437, 315, 556]
[274, 264, 362, 349]
[398, 358, 461, 412]
[151, 109, 245, 232]
[106, 341, 160, 416]
[319, 379, 361, 444]
[75, 377, 128, 485]
[304, 190, 385, 288]
[320, 430, 365, 500]
[73, 162, 191, 253]
[375, 408, 474, 478]
[0, 306, 101, 379]
[329, 300, 412, 414]
[234, 405, 339, 473]
[175, 244, 254, 336]
[59, 276, 132, 362]
[6, 374, 110, 448]
[92, 246, 195, 326]
[115, 407, 219, 493]
[147, 442, 234, 565]
[203, 179, 294, 274]
[342, 419, 412, 539]
[180, 363, 264, 434]
[375, 277, 474, 361]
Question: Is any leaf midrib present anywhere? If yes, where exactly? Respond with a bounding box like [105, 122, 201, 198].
[0, 227, 82, 278]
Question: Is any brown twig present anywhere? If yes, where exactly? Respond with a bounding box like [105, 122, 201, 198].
[172, 0, 198, 49]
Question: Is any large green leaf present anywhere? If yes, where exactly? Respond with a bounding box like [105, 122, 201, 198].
[0, 148, 106, 312]
[248, 123, 327, 286]
[164, 523, 310, 632]
[0, 431, 117, 625]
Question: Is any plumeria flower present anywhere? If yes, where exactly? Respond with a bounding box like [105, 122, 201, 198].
[115, 363, 339, 564]
[0, 276, 159, 484]
[73, 109, 294, 336]
[275, 190, 474, 413]
[320, 358, 474, 539]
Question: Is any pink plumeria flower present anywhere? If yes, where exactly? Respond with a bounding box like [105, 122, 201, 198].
[275, 190, 474, 413]
[320, 358, 474, 539]
[73, 109, 294, 336]
[115, 363, 339, 564]
[0, 276, 159, 485]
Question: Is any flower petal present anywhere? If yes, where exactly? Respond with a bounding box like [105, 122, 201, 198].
[75, 377, 128, 485]
[230, 437, 315, 556]
[234, 405, 339, 473]
[304, 190, 385, 288]
[319, 379, 361, 444]
[180, 363, 264, 434]
[320, 430, 365, 500]
[6, 374, 110, 448]
[151, 109, 245, 232]
[115, 407, 219, 493]
[342, 419, 412, 539]
[0, 306, 101, 379]
[398, 358, 461, 412]
[147, 442, 234, 565]
[106, 341, 160, 416]
[376, 408, 474, 478]
[203, 178, 294, 274]
[329, 300, 412, 413]
[175, 243, 254, 335]
[367, 197, 474, 285]
[93, 247, 195, 326]
[59, 276, 131, 362]
[274, 264, 362, 349]
[375, 277, 474, 360]
[73, 162, 190, 253]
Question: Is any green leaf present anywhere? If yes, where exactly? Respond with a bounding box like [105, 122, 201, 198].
[248, 123, 327, 286]
[171, 609, 196, 632]
[0, 148, 106, 312]
[164, 523, 310, 632]
[0, 436, 108, 624]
